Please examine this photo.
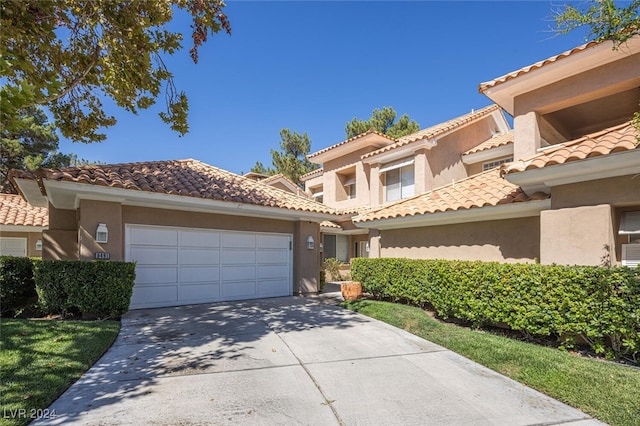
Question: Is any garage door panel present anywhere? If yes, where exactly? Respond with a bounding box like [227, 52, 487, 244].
[258, 279, 289, 295]
[258, 265, 289, 280]
[180, 248, 220, 265]
[258, 234, 289, 249]
[222, 266, 256, 281]
[130, 247, 178, 265]
[222, 282, 256, 298]
[180, 283, 221, 301]
[257, 250, 288, 264]
[180, 230, 220, 248]
[127, 225, 291, 309]
[222, 249, 256, 264]
[0, 238, 27, 257]
[136, 267, 178, 284]
[180, 266, 220, 283]
[130, 228, 178, 246]
[131, 285, 178, 307]
[222, 233, 255, 248]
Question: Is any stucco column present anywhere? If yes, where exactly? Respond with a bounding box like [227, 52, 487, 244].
[369, 163, 382, 207]
[78, 200, 123, 261]
[368, 229, 381, 259]
[414, 149, 429, 194]
[540, 204, 616, 266]
[42, 204, 79, 260]
[513, 112, 542, 161]
[293, 220, 321, 295]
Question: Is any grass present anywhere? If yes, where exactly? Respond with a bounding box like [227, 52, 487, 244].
[342, 299, 640, 426]
[0, 319, 120, 426]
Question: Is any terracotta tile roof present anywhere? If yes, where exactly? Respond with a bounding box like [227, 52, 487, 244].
[320, 220, 342, 230]
[479, 40, 600, 92]
[0, 193, 48, 227]
[354, 168, 548, 223]
[362, 105, 500, 160]
[300, 167, 323, 181]
[502, 122, 639, 175]
[10, 159, 337, 215]
[464, 131, 514, 155]
[307, 130, 397, 160]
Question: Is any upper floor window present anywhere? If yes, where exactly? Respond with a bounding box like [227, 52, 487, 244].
[344, 176, 356, 199]
[381, 159, 415, 202]
[310, 186, 324, 204]
[482, 157, 513, 171]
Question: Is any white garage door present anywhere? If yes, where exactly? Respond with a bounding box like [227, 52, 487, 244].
[125, 225, 293, 309]
[0, 237, 27, 257]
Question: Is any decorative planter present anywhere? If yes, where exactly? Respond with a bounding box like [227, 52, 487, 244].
[341, 281, 363, 301]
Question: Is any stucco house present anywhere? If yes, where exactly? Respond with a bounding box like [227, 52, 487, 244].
[351, 37, 640, 267]
[302, 105, 514, 262]
[9, 160, 346, 308]
[0, 193, 47, 257]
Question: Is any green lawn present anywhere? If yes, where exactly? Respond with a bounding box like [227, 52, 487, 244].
[0, 319, 120, 426]
[342, 299, 640, 426]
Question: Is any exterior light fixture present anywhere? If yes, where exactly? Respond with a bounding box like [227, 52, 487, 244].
[35, 240, 43, 251]
[96, 223, 108, 243]
[306, 236, 315, 250]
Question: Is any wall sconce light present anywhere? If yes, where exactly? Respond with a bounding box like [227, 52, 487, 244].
[96, 223, 108, 243]
[365, 242, 370, 253]
[35, 240, 43, 251]
[306, 235, 315, 250]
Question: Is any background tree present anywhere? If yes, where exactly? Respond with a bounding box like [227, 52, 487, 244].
[251, 129, 318, 186]
[250, 161, 276, 177]
[0, 0, 231, 143]
[0, 106, 94, 193]
[345, 107, 420, 139]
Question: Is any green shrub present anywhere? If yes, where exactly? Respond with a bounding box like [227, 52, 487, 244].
[36, 260, 136, 318]
[0, 256, 37, 316]
[323, 257, 343, 281]
[352, 258, 640, 359]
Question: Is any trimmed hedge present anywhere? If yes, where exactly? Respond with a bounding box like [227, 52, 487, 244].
[35, 260, 136, 318]
[0, 256, 37, 316]
[351, 258, 640, 359]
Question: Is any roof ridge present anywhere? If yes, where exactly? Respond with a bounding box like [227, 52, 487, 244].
[307, 129, 397, 160]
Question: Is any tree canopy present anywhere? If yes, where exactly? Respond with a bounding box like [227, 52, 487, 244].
[0, 0, 231, 143]
[251, 128, 319, 186]
[0, 106, 84, 193]
[345, 107, 420, 139]
[553, 0, 639, 48]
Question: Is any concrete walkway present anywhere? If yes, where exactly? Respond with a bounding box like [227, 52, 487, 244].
[37, 296, 603, 425]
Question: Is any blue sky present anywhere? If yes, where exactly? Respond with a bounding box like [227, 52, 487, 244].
[57, 1, 589, 175]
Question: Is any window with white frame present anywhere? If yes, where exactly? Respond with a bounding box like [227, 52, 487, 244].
[310, 186, 324, 204]
[482, 157, 513, 171]
[381, 159, 414, 202]
[620, 211, 640, 267]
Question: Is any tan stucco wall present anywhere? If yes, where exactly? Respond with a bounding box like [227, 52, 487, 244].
[0, 231, 43, 257]
[43, 230, 78, 260]
[293, 220, 321, 295]
[42, 204, 78, 260]
[122, 206, 296, 235]
[426, 119, 496, 191]
[78, 200, 123, 261]
[378, 216, 540, 263]
[550, 175, 640, 209]
[540, 204, 616, 266]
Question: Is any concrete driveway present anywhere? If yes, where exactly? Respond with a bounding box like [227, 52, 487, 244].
[38, 296, 603, 425]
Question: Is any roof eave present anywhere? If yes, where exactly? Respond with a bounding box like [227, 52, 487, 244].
[354, 199, 550, 230]
[462, 143, 514, 165]
[41, 180, 339, 223]
[480, 38, 640, 115]
[504, 149, 640, 193]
